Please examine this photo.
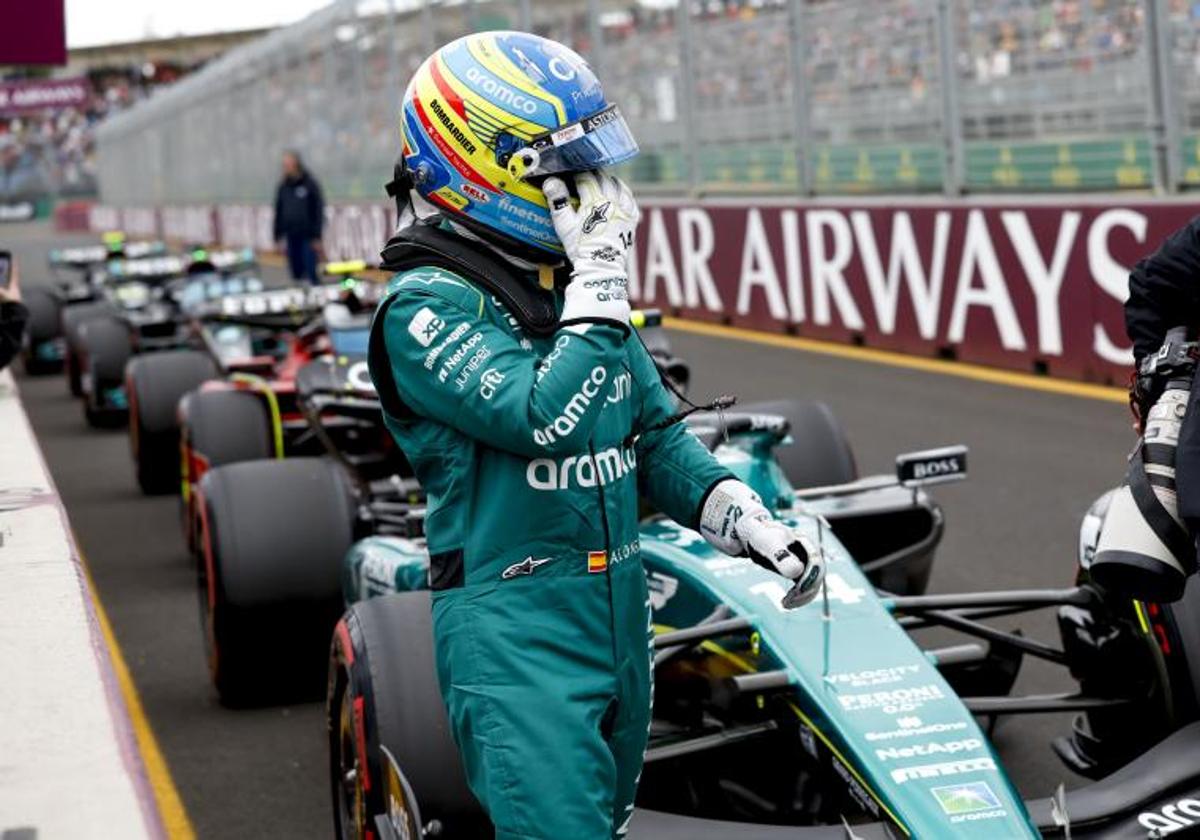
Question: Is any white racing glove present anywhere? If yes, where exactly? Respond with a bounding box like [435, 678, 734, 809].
[542, 172, 639, 326]
[699, 479, 826, 609]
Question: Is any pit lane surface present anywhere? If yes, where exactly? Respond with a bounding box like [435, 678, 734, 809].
[6, 221, 1134, 837]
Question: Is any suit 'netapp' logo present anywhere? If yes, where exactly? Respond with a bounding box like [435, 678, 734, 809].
[428, 98, 478, 156]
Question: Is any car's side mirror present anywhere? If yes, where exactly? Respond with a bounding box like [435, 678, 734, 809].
[896, 445, 968, 487]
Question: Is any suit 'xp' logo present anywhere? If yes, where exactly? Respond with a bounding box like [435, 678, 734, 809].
[581, 200, 611, 234]
[407, 306, 446, 348]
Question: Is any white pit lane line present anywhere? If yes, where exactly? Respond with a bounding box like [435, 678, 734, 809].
[0, 370, 166, 839]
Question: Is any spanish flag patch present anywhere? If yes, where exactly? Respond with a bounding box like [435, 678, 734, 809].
[587, 551, 608, 574]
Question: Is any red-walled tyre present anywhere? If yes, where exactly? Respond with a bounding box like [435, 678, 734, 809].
[197, 457, 353, 706]
[328, 592, 487, 840]
[127, 351, 218, 495]
[179, 387, 272, 551]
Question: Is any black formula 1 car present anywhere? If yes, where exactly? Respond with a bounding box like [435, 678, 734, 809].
[21, 233, 167, 375]
[65, 247, 257, 426]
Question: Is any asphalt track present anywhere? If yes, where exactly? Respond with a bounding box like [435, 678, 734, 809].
[4, 221, 1136, 838]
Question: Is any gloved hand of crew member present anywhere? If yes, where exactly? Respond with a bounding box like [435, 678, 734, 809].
[542, 171, 639, 326]
[699, 479, 826, 609]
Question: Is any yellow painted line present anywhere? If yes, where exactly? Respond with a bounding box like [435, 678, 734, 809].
[80, 548, 196, 839]
[663, 317, 1128, 404]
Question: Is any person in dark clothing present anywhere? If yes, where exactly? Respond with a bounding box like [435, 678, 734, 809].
[272, 150, 325, 284]
[1125, 214, 1200, 536]
[0, 255, 30, 373]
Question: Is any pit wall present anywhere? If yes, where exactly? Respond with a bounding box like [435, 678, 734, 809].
[59, 197, 1200, 385]
[0, 370, 165, 838]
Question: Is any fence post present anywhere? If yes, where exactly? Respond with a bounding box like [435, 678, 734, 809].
[677, 0, 700, 192]
[934, 0, 964, 195]
[586, 0, 605, 78]
[421, 0, 436, 57]
[788, 0, 813, 195]
[1145, 0, 1181, 193]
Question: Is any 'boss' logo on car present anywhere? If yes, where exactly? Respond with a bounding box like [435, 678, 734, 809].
[913, 458, 961, 479]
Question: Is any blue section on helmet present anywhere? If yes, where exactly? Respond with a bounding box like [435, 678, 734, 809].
[402, 102, 451, 192]
[489, 192, 559, 251]
[493, 33, 606, 122]
[441, 39, 560, 130]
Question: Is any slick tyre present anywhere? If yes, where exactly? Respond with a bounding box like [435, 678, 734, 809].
[20, 287, 62, 375]
[79, 316, 131, 428]
[178, 388, 272, 549]
[329, 592, 487, 840]
[197, 457, 353, 706]
[127, 351, 219, 495]
[62, 301, 110, 397]
[741, 399, 857, 489]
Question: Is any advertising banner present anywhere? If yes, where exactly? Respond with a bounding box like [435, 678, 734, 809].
[0, 77, 89, 116]
[70, 198, 1200, 384]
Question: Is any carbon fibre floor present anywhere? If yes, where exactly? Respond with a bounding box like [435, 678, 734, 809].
[6, 221, 1134, 838]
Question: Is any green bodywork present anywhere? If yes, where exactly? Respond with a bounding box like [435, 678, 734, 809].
[343, 425, 1038, 837]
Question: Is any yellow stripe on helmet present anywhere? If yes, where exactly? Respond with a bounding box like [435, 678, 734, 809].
[467, 34, 567, 125]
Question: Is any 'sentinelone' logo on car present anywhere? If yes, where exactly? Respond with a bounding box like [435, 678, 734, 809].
[931, 781, 1002, 815]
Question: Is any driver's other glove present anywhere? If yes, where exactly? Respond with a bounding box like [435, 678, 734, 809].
[699, 479, 825, 609]
[542, 172, 639, 326]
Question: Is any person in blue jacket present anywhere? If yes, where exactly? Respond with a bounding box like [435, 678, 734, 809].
[272, 150, 324, 284]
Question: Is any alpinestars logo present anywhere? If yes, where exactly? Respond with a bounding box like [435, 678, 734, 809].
[501, 556, 552, 579]
[581, 201, 611, 234]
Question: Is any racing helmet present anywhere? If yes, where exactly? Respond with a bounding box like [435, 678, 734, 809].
[398, 31, 639, 258]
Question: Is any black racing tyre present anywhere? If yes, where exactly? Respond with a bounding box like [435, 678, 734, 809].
[198, 457, 354, 706]
[20, 288, 62, 375]
[179, 388, 272, 548]
[62, 301, 111, 396]
[328, 592, 488, 840]
[741, 399, 857, 489]
[127, 351, 219, 495]
[79, 316, 131, 428]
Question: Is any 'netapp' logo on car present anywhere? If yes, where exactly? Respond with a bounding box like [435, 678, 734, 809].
[875, 738, 982, 762]
[526, 446, 636, 491]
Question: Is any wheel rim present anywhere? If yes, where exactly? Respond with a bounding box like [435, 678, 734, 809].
[336, 680, 367, 839]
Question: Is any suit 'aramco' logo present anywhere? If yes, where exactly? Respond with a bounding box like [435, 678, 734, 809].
[931, 781, 1001, 816]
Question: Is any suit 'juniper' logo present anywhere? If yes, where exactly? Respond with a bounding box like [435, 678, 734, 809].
[581, 200, 610, 234]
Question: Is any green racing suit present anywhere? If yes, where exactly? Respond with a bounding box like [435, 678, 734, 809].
[370, 264, 733, 839]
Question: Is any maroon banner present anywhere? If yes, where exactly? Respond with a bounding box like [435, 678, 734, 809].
[0, 0, 66, 66]
[0, 77, 89, 115]
[74, 198, 1200, 384]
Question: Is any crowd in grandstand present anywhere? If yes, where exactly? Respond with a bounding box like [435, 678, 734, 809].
[0, 65, 192, 202]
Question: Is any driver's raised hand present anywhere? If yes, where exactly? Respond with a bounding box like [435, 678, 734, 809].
[542, 172, 639, 327]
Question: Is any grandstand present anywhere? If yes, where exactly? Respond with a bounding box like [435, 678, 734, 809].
[91, 0, 1200, 202]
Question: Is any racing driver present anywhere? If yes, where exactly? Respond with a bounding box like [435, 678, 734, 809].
[367, 31, 825, 839]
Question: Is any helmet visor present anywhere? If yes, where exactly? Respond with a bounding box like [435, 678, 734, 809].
[523, 105, 639, 177]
